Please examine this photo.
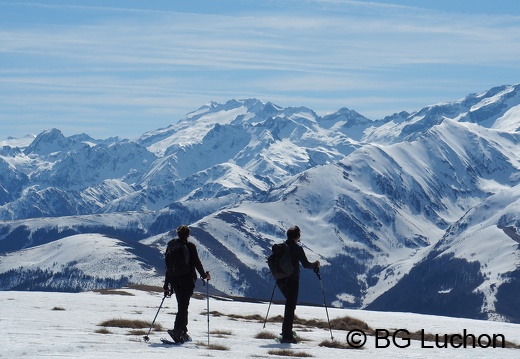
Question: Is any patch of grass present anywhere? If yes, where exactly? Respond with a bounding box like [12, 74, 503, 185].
[268, 349, 313, 357]
[210, 329, 232, 337]
[93, 289, 134, 296]
[153, 323, 164, 331]
[99, 318, 148, 329]
[196, 341, 230, 351]
[208, 343, 230, 351]
[266, 315, 284, 323]
[205, 310, 225, 317]
[328, 316, 372, 332]
[228, 313, 265, 321]
[205, 310, 265, 322]
[98, 318, 163, 331]
[319, 339, 359, 350]
[505, 341, 520, 349]
[293, 317, 322, 327]
[127, 284, 163, 293]
[95, 328, 112, 334]
[51, 307, 65, 311]
[255, 331, 277, 340]
[127, 329, 147, 336]
[210, 311, 373, 336]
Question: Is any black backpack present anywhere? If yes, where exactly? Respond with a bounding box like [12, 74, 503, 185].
[267, 243, 294, 279]
[165, 238, 191, 276]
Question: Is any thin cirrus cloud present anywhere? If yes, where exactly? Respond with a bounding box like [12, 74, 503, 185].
[1, 1, 519, 139]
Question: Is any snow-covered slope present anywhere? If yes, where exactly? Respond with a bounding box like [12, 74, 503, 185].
[367, 185, 520, 323]
[363, 84, 520, 144]
[0, 234, 158, 291]
[1, 84, 520, 324]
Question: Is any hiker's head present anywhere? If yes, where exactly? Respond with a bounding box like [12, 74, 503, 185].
[177, 225, 190, 239]
[286, 226, 301, 242]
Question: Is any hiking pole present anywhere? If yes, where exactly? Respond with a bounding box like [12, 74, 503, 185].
[314, 267, 334, 340]
[263, 281, 277, 329]
[203, 271, 210, 346]
[143, 294, 167, 342]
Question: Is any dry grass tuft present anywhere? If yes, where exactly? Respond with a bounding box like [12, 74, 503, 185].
[319, 339, 359, 349]
[266, 315, 284, 323]
[98, 318, 163, 331]
[210, 329, 232, 337]
[95, 328, 112, 334]
[127, 329, 147, 336]
[228, 313, 265, 321]
[208, 343, 230, 351]
[204, 310, 225, 317]
[267, 349, 313, 357]
[255, 331, 277, 340]
[127, 284, 163, 293]
[196, 341, 230, 351]
[328, 315, 372, 332]
[93, 289, 134, 296]
[51, 306, 66, 311]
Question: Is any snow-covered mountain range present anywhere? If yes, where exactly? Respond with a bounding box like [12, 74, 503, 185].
[1, 84, 519, 324]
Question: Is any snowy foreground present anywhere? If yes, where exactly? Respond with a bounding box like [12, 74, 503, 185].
[1, 287, 520, 359]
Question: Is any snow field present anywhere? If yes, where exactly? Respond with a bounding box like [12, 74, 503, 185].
[1, 288, 520, 358]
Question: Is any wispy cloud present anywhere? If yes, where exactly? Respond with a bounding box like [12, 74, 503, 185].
[1, 1, 519, 138]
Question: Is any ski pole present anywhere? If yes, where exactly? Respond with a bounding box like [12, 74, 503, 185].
[263, 281, 277, 329]
[143, 294, 167, 342]
[314, 267, 334, 340]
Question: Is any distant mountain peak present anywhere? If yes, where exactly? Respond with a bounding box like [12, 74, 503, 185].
[24, 128, 76, 156]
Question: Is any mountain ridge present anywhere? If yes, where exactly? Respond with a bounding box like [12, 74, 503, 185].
[1, 83, 519, 323]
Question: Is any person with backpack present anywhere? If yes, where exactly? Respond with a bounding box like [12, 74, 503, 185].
[276, 225, 319, 343]
[163, 225, 211, 343]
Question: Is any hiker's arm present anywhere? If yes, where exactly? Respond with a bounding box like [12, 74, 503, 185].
[298, 247, 319, 269]
[189, 243, 209, 279]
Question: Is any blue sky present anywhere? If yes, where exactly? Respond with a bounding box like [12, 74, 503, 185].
[1, 0, 520, 140]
